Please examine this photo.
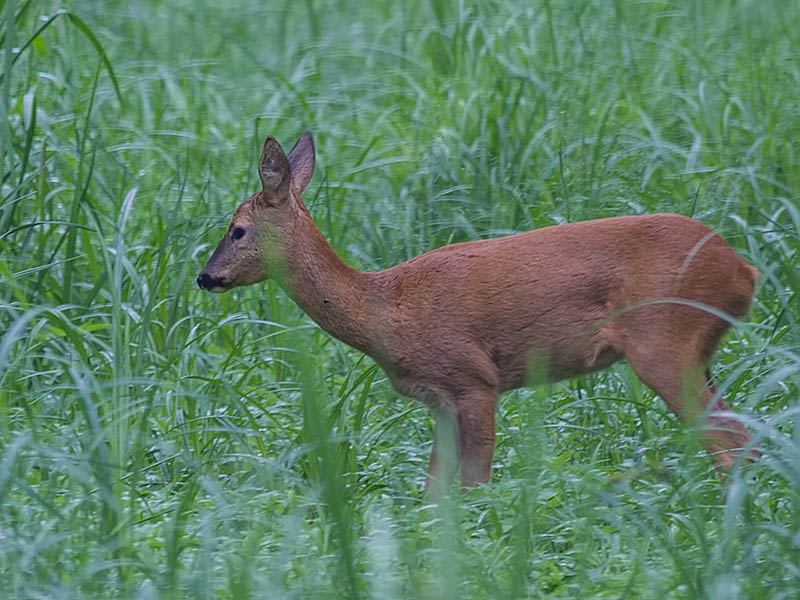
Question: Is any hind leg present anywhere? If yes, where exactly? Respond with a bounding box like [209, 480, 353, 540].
[625, 336, 755, 469]
[701, 370, 760, 468]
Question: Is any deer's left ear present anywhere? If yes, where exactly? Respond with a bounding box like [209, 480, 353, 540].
[288, 132, 315, 194]
[258, 136, 290, 204]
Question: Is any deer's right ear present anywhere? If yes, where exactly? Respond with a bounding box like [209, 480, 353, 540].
[288, 132, 315, 194]
[258, 136, 290, 203]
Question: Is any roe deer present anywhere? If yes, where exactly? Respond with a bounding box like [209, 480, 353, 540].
[197, 132, 760, 496]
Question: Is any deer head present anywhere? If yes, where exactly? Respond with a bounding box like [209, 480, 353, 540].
[196, 132, 316, 292]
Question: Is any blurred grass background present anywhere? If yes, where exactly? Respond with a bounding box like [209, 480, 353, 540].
[1, 0, 799, 597]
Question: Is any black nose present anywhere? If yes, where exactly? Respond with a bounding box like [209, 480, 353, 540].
[197, 272, 223, 290]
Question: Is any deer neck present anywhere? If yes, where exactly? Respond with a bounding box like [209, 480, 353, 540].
[274, 209, 385, 356]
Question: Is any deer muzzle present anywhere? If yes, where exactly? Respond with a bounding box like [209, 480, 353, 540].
[196, 272, 228, 293]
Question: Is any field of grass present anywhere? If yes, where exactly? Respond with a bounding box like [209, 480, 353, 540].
[1, 0, 799, 597]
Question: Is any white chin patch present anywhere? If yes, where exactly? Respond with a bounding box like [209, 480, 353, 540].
[208, 286, 226, 293]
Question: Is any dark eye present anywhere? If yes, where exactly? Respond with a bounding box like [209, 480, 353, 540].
[232, 227, 245, 241]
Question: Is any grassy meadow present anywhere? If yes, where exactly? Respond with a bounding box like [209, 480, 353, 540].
[1, 0, 799, 597]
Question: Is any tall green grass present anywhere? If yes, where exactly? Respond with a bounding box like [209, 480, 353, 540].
[1, 0, 798, 597]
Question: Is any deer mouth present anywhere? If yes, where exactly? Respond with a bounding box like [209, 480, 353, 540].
[196, 272, 230, 293]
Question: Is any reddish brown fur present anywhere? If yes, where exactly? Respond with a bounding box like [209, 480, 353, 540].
[198, 133, 760, 497]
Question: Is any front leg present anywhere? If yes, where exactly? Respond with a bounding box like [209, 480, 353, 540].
[456, 388, 497, 488]
[424, 388, 499, 499]
[425, 409, 459, 500]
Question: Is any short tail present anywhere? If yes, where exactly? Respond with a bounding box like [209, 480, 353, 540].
[746, 265, 761, 288]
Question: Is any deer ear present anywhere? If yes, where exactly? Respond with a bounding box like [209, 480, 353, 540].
[288, 132, 315, 194]
[258, 136, 290, 202]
